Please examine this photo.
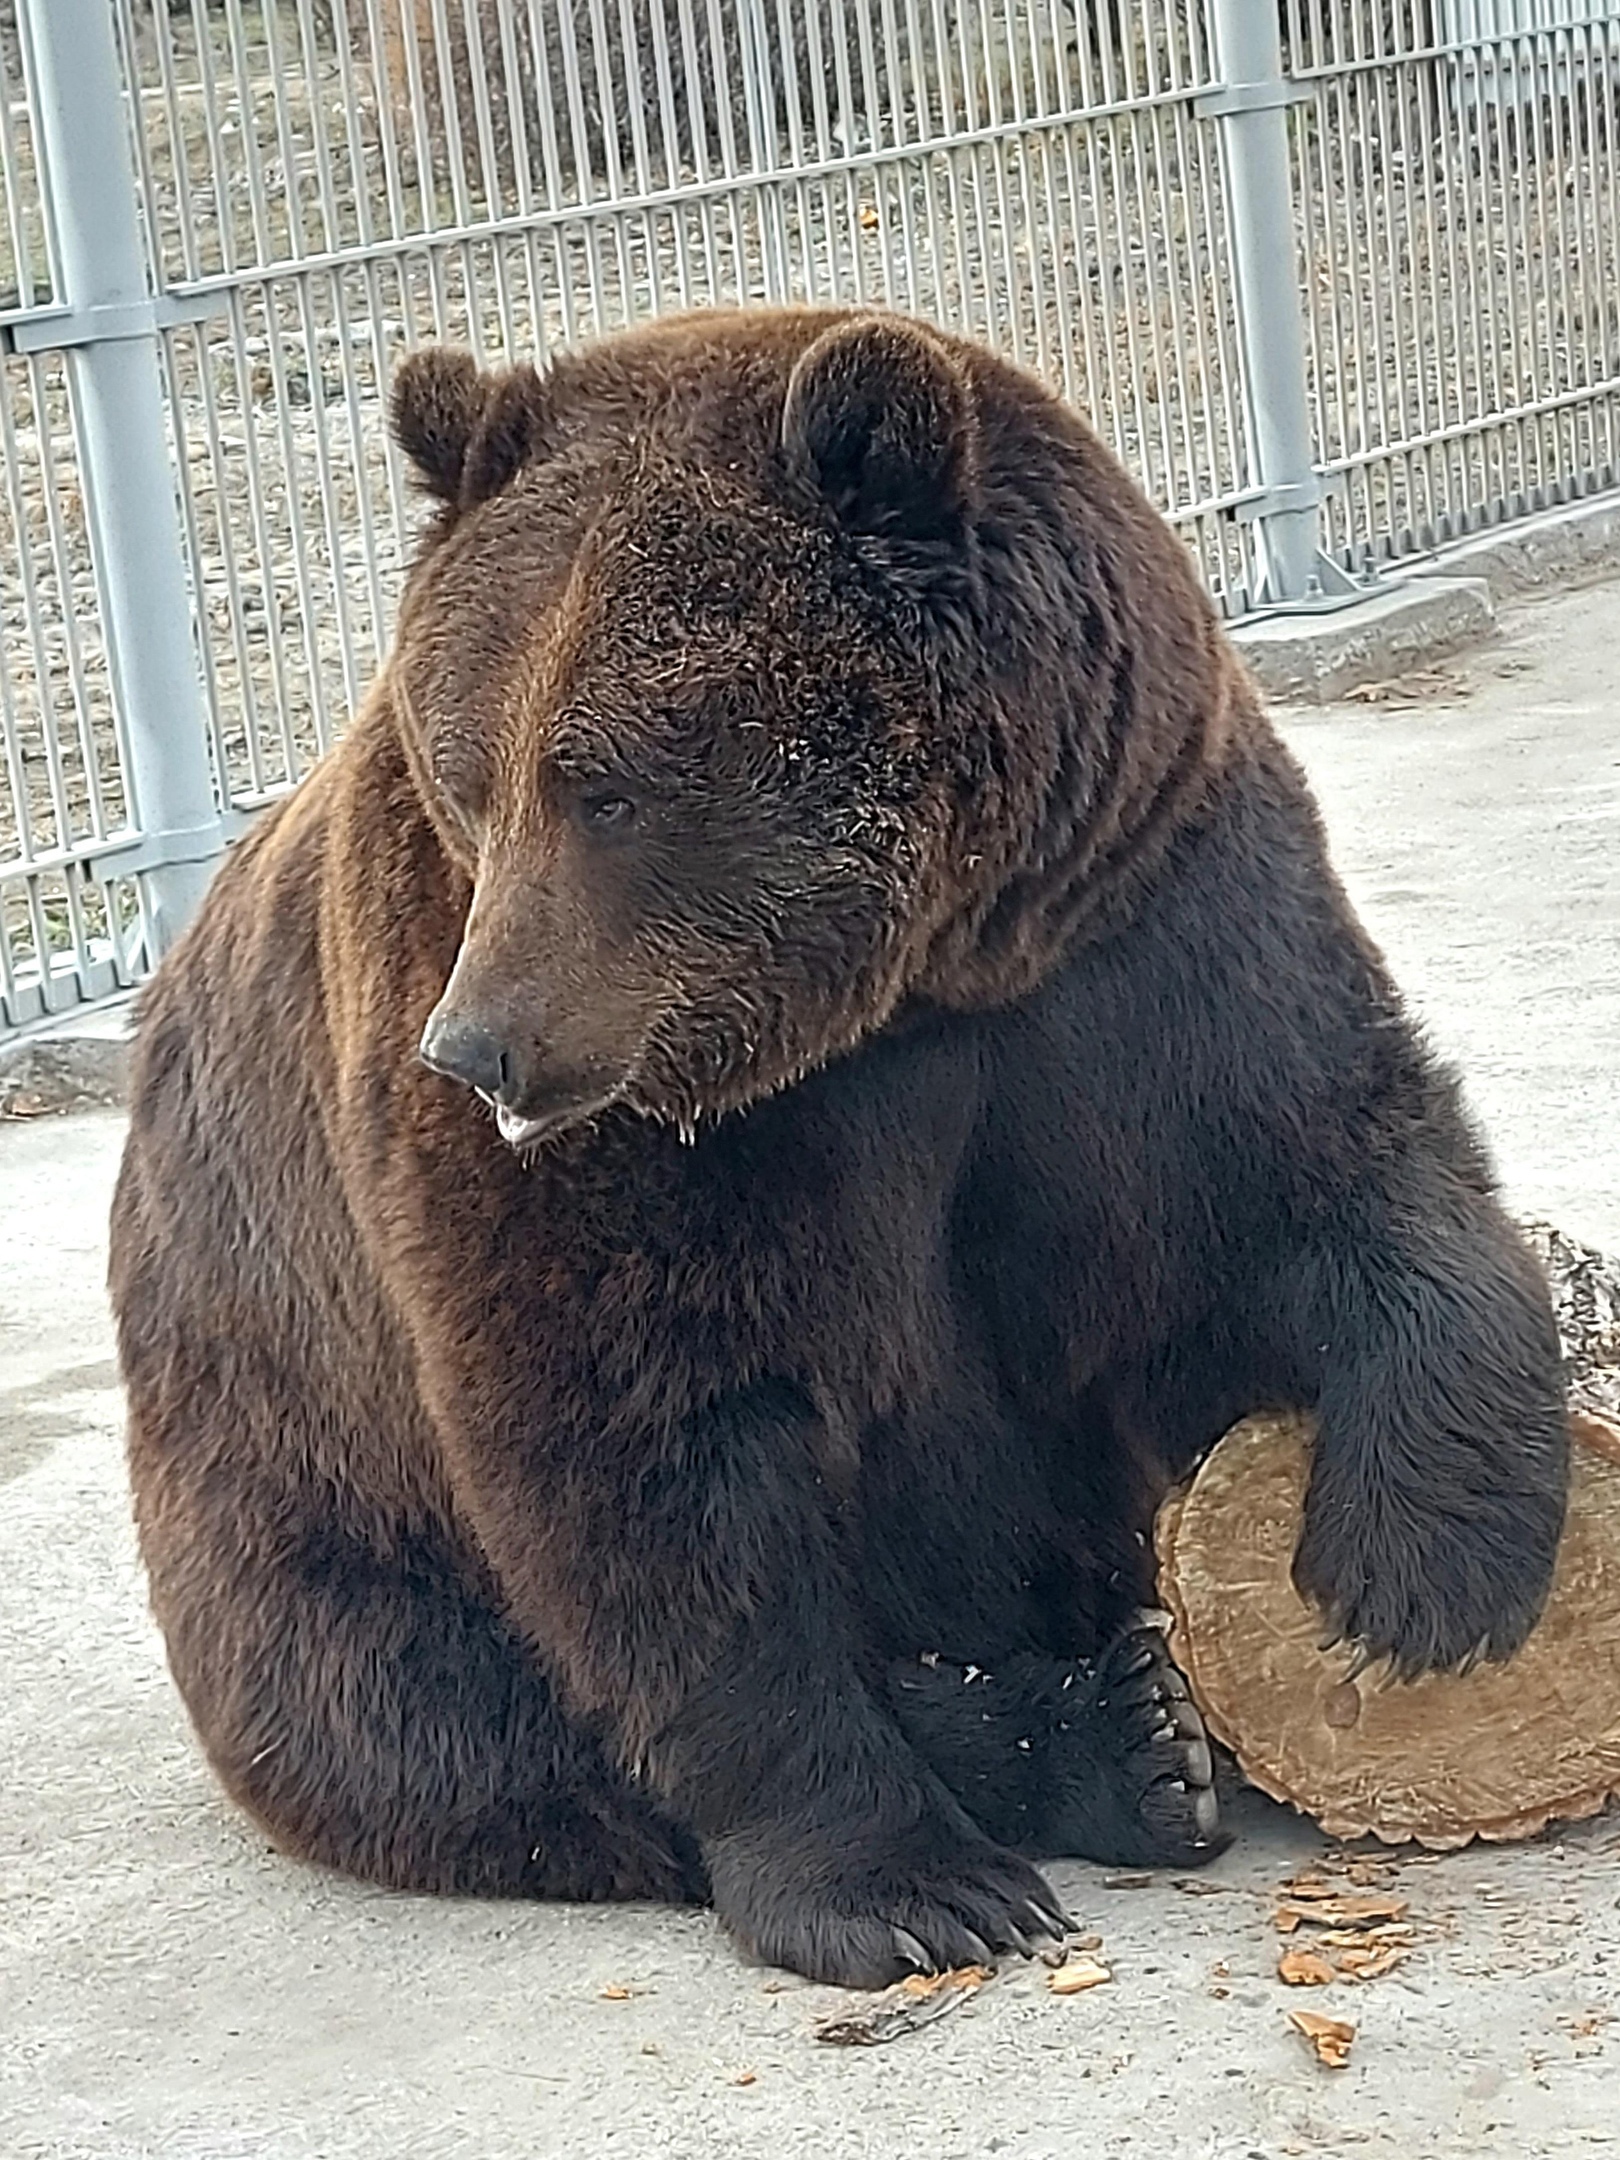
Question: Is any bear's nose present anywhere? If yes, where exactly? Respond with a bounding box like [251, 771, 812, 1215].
[418, 1009, 511, 1097]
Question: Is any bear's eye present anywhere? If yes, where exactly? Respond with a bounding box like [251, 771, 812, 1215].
[578, 792, 638, 833]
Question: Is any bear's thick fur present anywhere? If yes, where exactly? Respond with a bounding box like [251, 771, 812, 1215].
[111, 307, 1567, 1986]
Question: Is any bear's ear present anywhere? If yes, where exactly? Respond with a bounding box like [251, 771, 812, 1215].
[391, 348, 550, 512]
[781, 315, 978, 545]
[391, 348, 484, 504]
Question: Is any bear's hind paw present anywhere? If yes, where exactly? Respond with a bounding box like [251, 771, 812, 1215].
[1044, 1625, 1226, 1870]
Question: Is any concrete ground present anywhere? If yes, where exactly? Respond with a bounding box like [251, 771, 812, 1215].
[3, 580, 1618, 2160]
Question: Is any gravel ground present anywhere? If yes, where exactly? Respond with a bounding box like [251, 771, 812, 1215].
[1, 577, 1618, 2159]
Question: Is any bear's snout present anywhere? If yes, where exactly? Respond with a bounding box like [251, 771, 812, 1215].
[419, 990, 635, 1148]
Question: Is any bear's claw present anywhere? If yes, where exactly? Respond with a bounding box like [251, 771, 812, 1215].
[707, 1820, 1071, 1987]
[1043, 1624, 1227, 1869]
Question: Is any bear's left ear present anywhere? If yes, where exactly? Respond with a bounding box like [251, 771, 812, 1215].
[781, 315, 979, 546]
[391, 347, 551, 513]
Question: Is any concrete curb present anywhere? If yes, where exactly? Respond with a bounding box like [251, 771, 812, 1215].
[1232, 487, 1620, 704]
[1232, 574, 1497, 704]
[1407, 492, 1620, 604]
[0, 1003, 133, 1117]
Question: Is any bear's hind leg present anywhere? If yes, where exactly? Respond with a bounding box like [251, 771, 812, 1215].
[152, 1517, 704, 1905]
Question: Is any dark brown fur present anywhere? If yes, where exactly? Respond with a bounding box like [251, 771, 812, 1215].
[111, 307, 1566, 1986]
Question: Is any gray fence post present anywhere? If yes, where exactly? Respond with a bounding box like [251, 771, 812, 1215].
[1199, 0, 1337, 609]
[21, 0, 222, 959]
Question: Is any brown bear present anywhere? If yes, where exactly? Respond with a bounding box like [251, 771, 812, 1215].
[110, 306, 1567, 1988]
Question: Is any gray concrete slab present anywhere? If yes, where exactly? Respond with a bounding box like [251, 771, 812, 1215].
[4, 581, 1619, 2160]
[1233, 574, 1497, 705]
[1407, 493, 1620, 608]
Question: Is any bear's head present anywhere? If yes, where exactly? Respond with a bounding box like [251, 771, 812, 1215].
[387, 309, 1230, 1148]
[389, 312, 1006, 1147]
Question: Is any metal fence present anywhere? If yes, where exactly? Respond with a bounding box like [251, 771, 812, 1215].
[2, 0, 1618, 1038]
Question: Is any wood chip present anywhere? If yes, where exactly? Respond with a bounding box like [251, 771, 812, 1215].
[1288, 2010, 1357, 2068]
[1274, 1892, 1408, 1931]
[813, 1966, 989, 2047]
[1334, 1945, 1407, 1980]
[1278, 1948, 1337, 1986]
[1047, 1956, 1112, 1995]
[1041, 1931, 1104, 1966]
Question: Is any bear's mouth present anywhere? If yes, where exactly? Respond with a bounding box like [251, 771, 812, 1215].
[477, 1085, 628, 1150]
[493, 1100, 559, 1148]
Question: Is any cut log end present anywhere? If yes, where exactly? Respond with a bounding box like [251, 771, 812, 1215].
[1154, 1406, 1620, 1849]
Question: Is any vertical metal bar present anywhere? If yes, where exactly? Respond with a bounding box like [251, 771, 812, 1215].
[21, 0, 220, 954]
[1204, 0, 1323, 605]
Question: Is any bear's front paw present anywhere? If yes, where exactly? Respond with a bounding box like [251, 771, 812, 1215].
[1293, 1473, 1564, 1678]
[704, 1809, 1070, 1988]
[1043, 1626, 1225, 1869]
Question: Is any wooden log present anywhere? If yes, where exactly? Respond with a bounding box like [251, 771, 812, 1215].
[1155, 1404, 1620, 1847]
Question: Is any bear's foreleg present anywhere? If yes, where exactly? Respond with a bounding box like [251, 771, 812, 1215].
[1284, 1183, 1568, 1675]
[445, 1376, 1071, 1985]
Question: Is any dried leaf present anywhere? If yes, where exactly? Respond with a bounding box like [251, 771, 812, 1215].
[1047, 1956, 1112, 1995]
[1278, 1948, 1336, 1987]
[1343, 669, 1465, 706]
[1289, 2010, 1356, 2068]
[813, 1965, 989, 2047]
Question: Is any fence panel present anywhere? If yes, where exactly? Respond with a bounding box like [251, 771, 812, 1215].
[3, 0, 1619, 1041]
[1, 6, 153, 1032]
[1287, 0, 1620, 568]
[117, 0, 1264, 825]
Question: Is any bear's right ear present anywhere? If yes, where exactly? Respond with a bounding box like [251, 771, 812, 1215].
[391, 348, 550, 511]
